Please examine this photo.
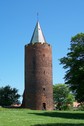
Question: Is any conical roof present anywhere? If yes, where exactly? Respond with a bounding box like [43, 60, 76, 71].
[30, 21, 46, 44]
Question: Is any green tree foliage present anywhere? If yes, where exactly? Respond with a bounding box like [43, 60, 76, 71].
[60, 33, 84, 103]
[0, 85, 20, 107]
[53, 84, 74, 110]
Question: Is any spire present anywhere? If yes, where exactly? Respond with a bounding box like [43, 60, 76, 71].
[30, 21, 46, 44]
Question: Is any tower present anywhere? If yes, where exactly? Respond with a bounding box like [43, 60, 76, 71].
[22, 21, 53, 110]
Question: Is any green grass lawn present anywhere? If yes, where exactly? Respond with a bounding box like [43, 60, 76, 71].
[0, 108, 84, 126]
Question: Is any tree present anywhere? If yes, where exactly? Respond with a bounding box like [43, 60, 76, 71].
[53, 84, 74, 110]
[60, 33, 84, 103]
[0, 85, 20, 107]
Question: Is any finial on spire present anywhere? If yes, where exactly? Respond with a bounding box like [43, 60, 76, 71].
[37, 12, 39, 21]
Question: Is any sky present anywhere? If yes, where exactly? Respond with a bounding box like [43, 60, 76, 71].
[0, 0, 84, 102]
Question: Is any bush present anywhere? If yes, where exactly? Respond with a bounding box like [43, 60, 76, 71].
[0, 85, 20, 107]
[77, 103, 84, 111]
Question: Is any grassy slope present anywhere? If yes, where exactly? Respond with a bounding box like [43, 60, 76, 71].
[0, 108, 84, 126]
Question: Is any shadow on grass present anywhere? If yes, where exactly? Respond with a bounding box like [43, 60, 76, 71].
[29, 111, 84, 120]
[31, 123, 84, 126]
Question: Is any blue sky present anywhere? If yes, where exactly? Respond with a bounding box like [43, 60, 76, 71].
[0, 0, 84, 101]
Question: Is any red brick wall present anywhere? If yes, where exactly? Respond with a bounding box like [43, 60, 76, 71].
[22, 43, 53, 110]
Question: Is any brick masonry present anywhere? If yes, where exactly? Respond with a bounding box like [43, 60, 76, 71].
[22, 43, 53, 110]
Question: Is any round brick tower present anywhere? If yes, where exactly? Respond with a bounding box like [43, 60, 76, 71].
[22, 22, 53, 110]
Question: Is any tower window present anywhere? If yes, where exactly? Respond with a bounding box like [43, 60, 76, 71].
[43, 54, 45, 57]
[43, 88, 45, 91]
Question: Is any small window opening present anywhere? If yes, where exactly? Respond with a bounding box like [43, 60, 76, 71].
[43, 88, 45, 91]
[43, 54, 45, 57]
